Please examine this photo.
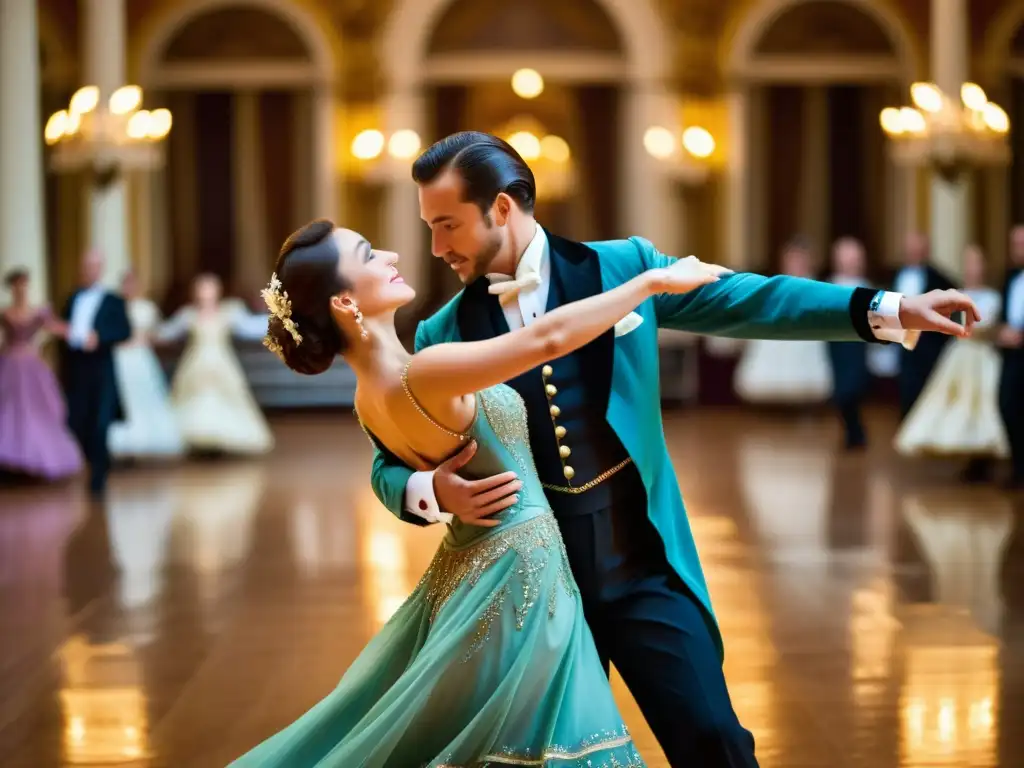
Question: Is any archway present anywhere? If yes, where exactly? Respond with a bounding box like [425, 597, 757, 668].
[724, 0, 917, 273]
[978, 7, 1024, 267]
[376, 0, 673, 306]
[135, 0, 338, 307]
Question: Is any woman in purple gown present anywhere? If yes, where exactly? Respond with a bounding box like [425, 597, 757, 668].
[0, 270, 83, 480]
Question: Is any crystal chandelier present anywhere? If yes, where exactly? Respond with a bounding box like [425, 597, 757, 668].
[44, 85, 172, 187]
[879, 82, 1010, 180]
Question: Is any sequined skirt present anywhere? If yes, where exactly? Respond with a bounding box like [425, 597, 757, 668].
[228, 512, 644, 767]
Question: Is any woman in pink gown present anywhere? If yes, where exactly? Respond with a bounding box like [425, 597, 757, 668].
[0, 270, 83, 480]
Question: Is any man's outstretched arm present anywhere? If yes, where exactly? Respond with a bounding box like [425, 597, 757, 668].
[633, 237, 920, 346]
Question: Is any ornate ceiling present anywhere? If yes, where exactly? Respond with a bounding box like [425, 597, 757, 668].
[35, 0, 1024, 100]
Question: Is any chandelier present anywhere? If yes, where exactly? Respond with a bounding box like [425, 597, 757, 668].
[879, 82, 1010, 180]
[44, 85, 172, 187]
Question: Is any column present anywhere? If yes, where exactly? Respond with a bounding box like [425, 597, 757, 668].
[231, 91, 269, 293]
[0, 0, 48, 304]
[149, 165, 171, 300]
[382, 87, 427, 299]
[798, 87, 830, 260]
[311, 83, 338, 220]
[81, 0, 130, 287]
[929, 0, 971, 280]
[621, 82, 677, 257]
[722, 84, 768, 271]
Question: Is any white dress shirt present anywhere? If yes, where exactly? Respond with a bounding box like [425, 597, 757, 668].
[1007, 271, 1024, 329]
[67, 283, 107, 349]
[403, 231, 909, 523]
[894, 265, 927, 298]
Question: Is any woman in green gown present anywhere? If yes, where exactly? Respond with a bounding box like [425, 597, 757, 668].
[232, 219, 723, 767]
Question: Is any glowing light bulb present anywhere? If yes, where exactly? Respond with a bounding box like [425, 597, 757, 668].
[69, 86, 99, 115]
[960, 82, 987, 111]
[351, 129, 385, 160]
[44, 110, 69, 144]
[879, 107, 904, 135]
[147, 108, 172, 139]
[982, 103, 1009, 133]
[109, 85, 142, 115]
[682, 126, 715, 159]
[540, 134, 570, 162]
[910, 82, 943, 113]
[643, 126, 675, 159]
[507, 131, 541, 160]
[511, 68, 544, 99]
[899, 107, 926, 134]
[388, 129, 421, 159]
[126, 110, 152, 139]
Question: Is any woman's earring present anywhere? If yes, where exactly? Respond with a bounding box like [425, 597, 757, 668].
[354, 309, 369, 340]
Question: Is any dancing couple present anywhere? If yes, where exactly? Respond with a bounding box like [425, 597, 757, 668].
[233, 132, 978, 767]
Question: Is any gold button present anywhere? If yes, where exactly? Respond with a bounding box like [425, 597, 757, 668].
[555, 425, 567, 438]
[542, 365, 553, 377]
[550, 405, 560, 417]
[563, 465, 575, 480]
[559, 445, 571, 458]
[545, 384, 557, 397]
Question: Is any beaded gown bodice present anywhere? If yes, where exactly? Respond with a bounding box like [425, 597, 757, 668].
[362, 376, 552, 548]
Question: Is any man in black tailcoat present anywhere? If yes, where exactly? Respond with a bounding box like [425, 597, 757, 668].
[57, 250, 131, 498]
[892, 232, 957, 417]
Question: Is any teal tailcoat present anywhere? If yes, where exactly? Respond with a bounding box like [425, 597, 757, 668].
[370, 234, 878, 657]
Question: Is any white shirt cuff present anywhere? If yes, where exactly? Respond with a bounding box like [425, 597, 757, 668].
[867, 291, 919, 350]
[404, 470, 445, 524]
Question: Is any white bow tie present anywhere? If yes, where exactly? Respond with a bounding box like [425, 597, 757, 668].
[487, 271, 541, 307]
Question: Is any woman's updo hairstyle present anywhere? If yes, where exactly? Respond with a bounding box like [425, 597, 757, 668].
[265, 218, 351, 375]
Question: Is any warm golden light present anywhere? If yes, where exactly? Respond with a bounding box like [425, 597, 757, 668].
[125, 110, 151, 140]
[880, 107, 904, 135]
[540, 134, 570, 163]
[982, 103, 1009, 133]
[511, 68, 544, 99]
[910, 82, 943, 113]
[45, 110, 70, 145]
[69, 86, 99, 115]
[388, 129, 421, 159]
[960, 83, 988, 111]
[507, 131, 541, 161]
[682, 126, 715, 158]
[643, 126, 676, 159]
[900, 107, 926, 134]
[147, 108, 172, 139]
[108, 85, 142, 116]
[351, 129, 385, 160]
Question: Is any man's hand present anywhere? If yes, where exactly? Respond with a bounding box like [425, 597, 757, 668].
[433, 440, 522, 528]
[997, 325, 1024, 348]
[898, 289, 981, 337]
[83, 331, 99, 351]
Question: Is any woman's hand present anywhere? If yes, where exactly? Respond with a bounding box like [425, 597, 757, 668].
[647, 256, 732, 295]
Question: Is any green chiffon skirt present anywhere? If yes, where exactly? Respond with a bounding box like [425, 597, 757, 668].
[229, 510, 644, 767]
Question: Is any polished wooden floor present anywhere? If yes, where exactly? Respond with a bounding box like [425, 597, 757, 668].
[2, 407, 1023, 767]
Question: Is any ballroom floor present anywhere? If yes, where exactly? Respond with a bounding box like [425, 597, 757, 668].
[1, 406, 1023, 767]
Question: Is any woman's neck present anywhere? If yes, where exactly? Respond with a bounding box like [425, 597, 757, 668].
[344, 316, 410, 384]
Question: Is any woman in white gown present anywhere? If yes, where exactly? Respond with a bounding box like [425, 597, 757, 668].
[108, 272, 185, 460]
[895, 245, 1008, 458]
[157, 273, 273, 454]
[734, 240, 833, 403]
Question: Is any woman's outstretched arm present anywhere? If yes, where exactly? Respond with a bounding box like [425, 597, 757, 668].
[406, 258, 725, 401]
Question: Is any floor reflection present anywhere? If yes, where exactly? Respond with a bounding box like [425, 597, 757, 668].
[0, 410, 1021, 767]
[59, 634, 150, 765]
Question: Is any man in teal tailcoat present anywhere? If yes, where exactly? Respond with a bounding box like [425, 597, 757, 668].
[369, 132, 977, 767]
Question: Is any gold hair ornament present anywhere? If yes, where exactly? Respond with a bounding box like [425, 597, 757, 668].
[261, 272, 302, 361]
